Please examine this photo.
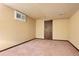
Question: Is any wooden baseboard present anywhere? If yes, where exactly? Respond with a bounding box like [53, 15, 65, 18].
[35, 38, 44, 39]
[0, 38, 79, 53]
[35, 38, 79, 51]
[0, 38, 35, 53]
[66, 40, 79, 52]
[53, 39, 79, 51]
[53, 39, 68, 41]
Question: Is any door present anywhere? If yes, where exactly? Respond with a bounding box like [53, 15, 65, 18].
[44, 20, 52, 40]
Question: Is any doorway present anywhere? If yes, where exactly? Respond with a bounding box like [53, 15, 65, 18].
[44, 20, 52, 40]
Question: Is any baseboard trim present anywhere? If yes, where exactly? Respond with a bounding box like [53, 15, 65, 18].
[53, 39, 68, 41]
[35, 38, 53, 40]
[66, 40, 79, 52]
[0, 38, 35, 53]
[35, 38, 79, 51]
[35, 38, 44, 39]
[0, 38, 79, 53]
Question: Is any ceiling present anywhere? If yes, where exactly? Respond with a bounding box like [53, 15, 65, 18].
[4, 3, 79, 19]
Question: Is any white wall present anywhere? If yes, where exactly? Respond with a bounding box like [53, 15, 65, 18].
[36, 19, 69, 40]
[0, 4, 36, 50]
[69, 10, 79, 49]
[53, 19, 69, 40]
[36, 19, 44, 38]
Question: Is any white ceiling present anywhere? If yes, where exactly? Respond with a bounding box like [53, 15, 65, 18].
[4, 3, 79, 19]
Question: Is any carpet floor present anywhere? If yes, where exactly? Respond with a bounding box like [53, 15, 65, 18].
[0, 39, 79, 56]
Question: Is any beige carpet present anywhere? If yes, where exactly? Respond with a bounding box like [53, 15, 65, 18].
[0, 39, 79, 56]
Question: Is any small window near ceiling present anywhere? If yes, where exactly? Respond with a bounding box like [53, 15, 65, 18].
[14, 10, 26, 22]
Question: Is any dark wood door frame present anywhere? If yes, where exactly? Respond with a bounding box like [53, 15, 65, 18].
[44, 20, 52, 40]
